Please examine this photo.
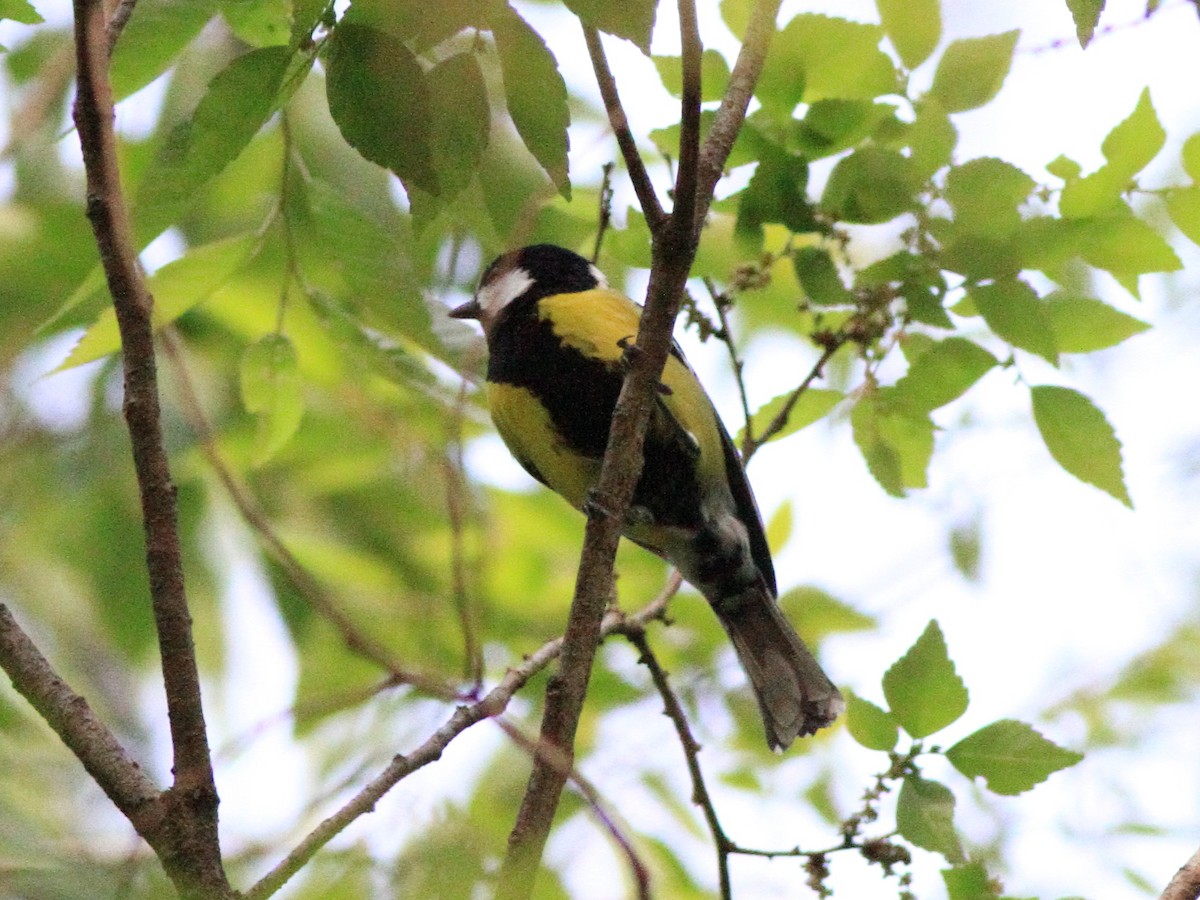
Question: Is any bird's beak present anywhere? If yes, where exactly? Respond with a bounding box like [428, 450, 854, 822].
[449, 299, 482, 320]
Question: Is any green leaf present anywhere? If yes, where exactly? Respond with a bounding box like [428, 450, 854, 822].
[896, 774, 964, 862]
[1046, 153, 1082, 180]
[780, 586, 876, 642]
[765, 500, 793, 554]
[851, 390, 934, 496]
[241, 334, 305, 465]
[720, 0, 753, 38]
[654, 50, 731, 102]
[942, 862, 1002, 900]
[890, 337, 998, 414]
[907, 99, 958, 181]
[564, 0, 656, 52]
[1166, 186, 1200, 247]
[793, 100, 896, 160]
[222, 0, 291, 47]
[136, 45, 298, 233]
[928, 30, 1019, 113]
[1077, 208, 1182, 285]
[822, 147, 918, 224]
[883, 620, 969, 738]
[491, 4, 571, 197]
[945, 158, 1035, 237]
[1066, 0, 1105, 48]
[0, 0, 43, 24]
[110, 0, 218, 101]
[736, 144, 814, 239]
[875, 0, 941, 68]
[1044, 294, 1150, 353]
[326, 22, 435, 194]
[1182, 131, 1200, 181]
[740, 388, 843, 446]
[1030, 385, 1131, 506]
[858, 251, 951, 328]
[793, 247, 853, 305]
[1061, 89, 1166, 218]
[58, 234, 259, 370]
[845, 691, 898, 751]
[969, 278, 1058, 365]
[946, 719, 1083, 795]
[758, 14, 897, 114]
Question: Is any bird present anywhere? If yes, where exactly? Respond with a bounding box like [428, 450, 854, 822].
[449, 244, 842, 750]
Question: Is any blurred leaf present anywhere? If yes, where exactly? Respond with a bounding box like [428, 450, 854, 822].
[654, 49, 730, 102]
[59, 233, 259, 370]
[792, 100, 896, 160]
[1030, 385, 1131, 506]
[765, 500, 793, 554]
[942, 862, 1002, 899]
[741, 387, 843, 445]
[222, 0, 291, 47]
[907, 99, 958, 181]
[1183, 131, 1200, 181]
[109, 0, 218, 100]
[945, 158, 1035, 237]
[736, 144, 814, 240]
[928, 31, 1019, 113]
[1165, 186, 1200, 246]
[875, 0, 941, 68]
[883, 620, 969, 738]
[0, 0, 42, 24]
[491, 3, 571, 197]
[326, 22, 436, 194]
[1077, 208, 1182, 289]
[1066, 0, 1105, 48]
[780, 585, 876, 642]
[896, 774, 964, 862]
[565, 0, 656, 51]
[890, 337, 997, 415]
[969, 278, 1058, 365]
[851, 390, 934, 496]
[758, 14, 897, 114]
[946, 719, 1083, 795]
[241, 333, 305, 465]
[845, 690, 898, 751]
[1044, 293, 1150, 352]
[858, 250, 951, 328]
[794, 247, 854, 306]
[949, 518, 982, 582]
[822, 147, 919, 223]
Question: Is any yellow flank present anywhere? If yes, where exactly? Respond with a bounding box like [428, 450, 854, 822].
[487, 381, 600, 510]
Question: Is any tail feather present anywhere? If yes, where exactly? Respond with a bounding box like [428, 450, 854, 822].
[717, 592, 842, 751]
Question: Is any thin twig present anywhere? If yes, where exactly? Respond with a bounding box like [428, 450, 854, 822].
[243, 592, 673, 900]
[694, 0, 784, 235]
[592, 161, 616, 264]
[1161, 845, 1200, 900]
[72, 0, 227, 894]
[583, 25, 666, 231]
[105, 0, 138, 55]
[741, 336, 846, 461]
[495, 718, 652, 900]
[704, 277, 754, 443]
[159, 329, 458, 701]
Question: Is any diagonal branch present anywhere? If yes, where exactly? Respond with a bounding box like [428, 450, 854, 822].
[1161, 845, 1200, 900]
[72, 0, 227, 894]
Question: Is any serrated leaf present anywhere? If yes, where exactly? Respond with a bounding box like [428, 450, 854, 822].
[491, 4, 571, 197]
[758, 14, 897, 114]
[945, 158, 1035, 237]
[136, 45, 298, 233]
[740, 387, 843, 446]
[891, 337, 997, 414]
[1030, 385, 1131, 506]
[875, 0, 941, 69]
[0, 0, 43, 24]
[896, 775, 964, 862]
[1044, 294, 1150, 353]
[794, 247, 853, 305]
[1077, 208, 1181, 283]
[845, 691, 898, 751]
[942, 862, 1001, 900]
[1166, 186, 1200, 247]
[58, 234, 259, 370]
[564, 0, 656, 52]
[1066, 0, 1105, 48]
[928, 30, 1019, 113]
[241, 334, 304, 465]
[851, 391, 934, 496]
[883, 620, 969, 738]
[946, 719, 1083, 795]
[822, 147, 919, 224]
[736, 143, 814, 240]
[654, 49, 730, 102]
[1183, 132, 1200, 182]
[969, 278, 1058, 365]
[326, 22, 436, 193]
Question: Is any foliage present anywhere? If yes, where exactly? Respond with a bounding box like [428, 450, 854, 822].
[0, 0, 1196, 898]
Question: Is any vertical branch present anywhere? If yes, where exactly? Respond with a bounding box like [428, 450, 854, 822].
[497, 4, 706, 898]
[71, 0, 227, 894]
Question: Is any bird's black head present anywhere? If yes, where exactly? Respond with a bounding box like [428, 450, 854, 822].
[449, 245, 607, 334]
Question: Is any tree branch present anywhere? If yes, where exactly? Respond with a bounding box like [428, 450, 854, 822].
[243, 592, 674, 900]
[72, 1, 226, 894]
[1162, 846, 1200, 900]
[496, 4, 706, 896]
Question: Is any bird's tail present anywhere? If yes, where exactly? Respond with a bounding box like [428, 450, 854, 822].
[715, 591, 843, 751]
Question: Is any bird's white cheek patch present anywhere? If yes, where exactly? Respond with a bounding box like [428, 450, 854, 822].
[477, 266, 534, 325]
